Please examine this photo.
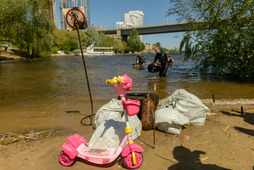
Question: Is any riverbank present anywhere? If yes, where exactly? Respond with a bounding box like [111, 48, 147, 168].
[0, 105, 253, 170]
[0, 48, 181, 59]
[0, 50, 151, 59]
[0, 49, 72, 60]
[0, 49, 23, 60]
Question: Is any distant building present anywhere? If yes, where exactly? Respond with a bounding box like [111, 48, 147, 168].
[91, 26, 107, 30]
[116, 21, 125, 29]
[48, 0, 58, 28]
[124, 10, 144, 28]
[116, 10, 144, 29]
[59, 0, 68, 29]
[145, 43, 153, 51]
[59, 0, 91, 29]
[116, 10, 144, 41]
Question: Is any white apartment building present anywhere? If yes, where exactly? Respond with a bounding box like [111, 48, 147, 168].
[124, 10, 144, 28]
[117, 10, 144, 29]
[116, 21, 125, 29]
[116, 10, 144, 41]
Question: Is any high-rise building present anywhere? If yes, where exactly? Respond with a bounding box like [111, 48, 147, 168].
[117, 10, 144, 29]
[124, 10, 144, 28]
[116, 10, 144, 41]
[59, 0, 68, 29]
[116, 21, 125, 29]
[59, 0, 90, 29]
[48, 0, 58, 28]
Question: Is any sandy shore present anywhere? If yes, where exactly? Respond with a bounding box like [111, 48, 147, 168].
[0, 107, 253, 170]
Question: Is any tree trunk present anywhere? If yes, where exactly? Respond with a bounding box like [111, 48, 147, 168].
[30, 48, 34, 59]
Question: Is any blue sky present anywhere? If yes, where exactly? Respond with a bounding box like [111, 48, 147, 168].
[56, 0, 185, 50]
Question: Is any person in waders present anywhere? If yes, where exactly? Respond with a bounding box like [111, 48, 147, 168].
[153, 47, 168, 77]
[168, 55, 175, 68]
[168, 55, 175, 64]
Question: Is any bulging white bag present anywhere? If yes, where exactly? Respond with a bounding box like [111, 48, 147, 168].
[94, 98, 124, 129]
[88, 98, 142, 148]
[156, 89, 210, 134]
[156, 123, 183, 135]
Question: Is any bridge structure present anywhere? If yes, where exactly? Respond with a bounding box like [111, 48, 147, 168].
[97, 22, 191, 41]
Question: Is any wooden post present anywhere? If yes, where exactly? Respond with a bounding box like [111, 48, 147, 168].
[153, 84, 157, 149]
[212, 93, 215, 111]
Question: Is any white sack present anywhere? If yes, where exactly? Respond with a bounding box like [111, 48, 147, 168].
[155, 108, 189, 125]
[156, 123, 183, 135]
[156, 89, 210, 134]
[94, 98, 124, 129]
[88, 98, 142, 148]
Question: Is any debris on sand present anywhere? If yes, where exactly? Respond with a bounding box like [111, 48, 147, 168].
[0, 130, 54, 145]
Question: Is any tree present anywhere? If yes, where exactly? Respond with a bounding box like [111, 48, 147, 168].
[0, 0, 55, 58]
[59, 39, 78, 53]
[52, 29, 68, 47]
[112, 39, 126, 54]
[52, 29, 87, 53]
[154, 42, 169, 52]
[169, 47, 180, 54]
[127, 28, 145, 53]
[155, 42, 162, 49]
[168, 0, 254, 80]
[82, 27, 127, 53]
[85, 27, 99, 47]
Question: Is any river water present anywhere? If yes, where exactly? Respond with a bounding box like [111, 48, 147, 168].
[1, 54, 254, 133]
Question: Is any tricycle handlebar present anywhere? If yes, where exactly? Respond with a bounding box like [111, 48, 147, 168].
[105, 77, 122, 85]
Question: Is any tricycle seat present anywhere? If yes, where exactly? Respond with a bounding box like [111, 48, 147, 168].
[122, 99, 140, 116]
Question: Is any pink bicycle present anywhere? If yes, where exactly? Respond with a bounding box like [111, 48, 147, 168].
[59, 74, 144, 169]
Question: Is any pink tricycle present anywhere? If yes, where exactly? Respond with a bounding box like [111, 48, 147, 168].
[59, 74, 144, 169]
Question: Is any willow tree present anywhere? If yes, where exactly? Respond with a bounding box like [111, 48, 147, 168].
[0, 0, 54, 58]
[168, 0, 254, 80]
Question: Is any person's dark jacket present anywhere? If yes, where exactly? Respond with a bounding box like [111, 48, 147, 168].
[153, 50, 168, 64]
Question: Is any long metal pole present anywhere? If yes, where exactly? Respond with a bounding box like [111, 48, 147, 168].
[153, 84, 156, 149]
[76, 25, 94, 125]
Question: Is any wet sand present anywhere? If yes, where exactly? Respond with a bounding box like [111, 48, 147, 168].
[0, 102, 253, 170]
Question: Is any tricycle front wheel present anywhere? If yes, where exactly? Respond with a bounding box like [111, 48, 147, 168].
[59, 151, 76, 167]
[124, 152, 143, 169]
